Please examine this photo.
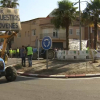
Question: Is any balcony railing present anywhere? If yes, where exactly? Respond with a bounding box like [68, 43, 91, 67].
[40, 33, 66, 39]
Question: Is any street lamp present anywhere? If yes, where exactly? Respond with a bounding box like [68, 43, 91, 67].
[79, 0, 81, 50]
[74, 0, 89, 50]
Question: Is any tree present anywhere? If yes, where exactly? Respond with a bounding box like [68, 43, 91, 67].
[82, 0, 100, 49]
[51, 0, 78, 50]
[0, 0, 7, 7]
[0, 0, 19, 49]
[0, 0, 19, 8]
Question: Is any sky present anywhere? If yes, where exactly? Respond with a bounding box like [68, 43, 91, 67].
[18, 0, 90, 22]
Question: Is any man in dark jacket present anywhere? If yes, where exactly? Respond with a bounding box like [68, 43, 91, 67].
[20, 45, 26, 67]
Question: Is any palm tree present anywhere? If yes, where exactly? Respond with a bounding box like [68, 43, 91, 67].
[0, 0, 7, 7]
[0, 0, 19, 49]
[0, 0, 19, 8]
[82, 0, 100, 49]
[51, 0, 78, 50]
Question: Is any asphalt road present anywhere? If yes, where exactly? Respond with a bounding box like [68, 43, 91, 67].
[0, 76, 100, 100]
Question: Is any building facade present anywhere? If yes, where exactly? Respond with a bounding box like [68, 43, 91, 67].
[12, 10, 100, 49]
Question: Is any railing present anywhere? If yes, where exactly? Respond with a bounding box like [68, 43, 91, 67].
[40, 33, 66, 39]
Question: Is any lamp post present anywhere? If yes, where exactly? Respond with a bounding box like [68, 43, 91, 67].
[79, 0, 81, 50]
[74, 1, 89, 50]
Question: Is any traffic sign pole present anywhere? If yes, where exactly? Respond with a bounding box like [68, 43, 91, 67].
[42, 36, 52, 70]
[46, 50, 48, 69]
[38, 39, 39, 60]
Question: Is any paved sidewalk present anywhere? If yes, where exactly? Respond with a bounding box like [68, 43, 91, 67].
[6, 58, 21, 66]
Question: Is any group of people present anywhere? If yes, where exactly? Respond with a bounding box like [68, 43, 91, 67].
[20, 45, 33, 67]
[9, 47, 20, 58]
[9, 45, 33, 67]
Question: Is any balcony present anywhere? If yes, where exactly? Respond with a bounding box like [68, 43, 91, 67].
[40, 33, 66, 40]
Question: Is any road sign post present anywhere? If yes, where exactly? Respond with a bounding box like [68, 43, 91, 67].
[46, 50, 48, 69]
[38, 39, 40, 60]
[42, 36, 52, 69]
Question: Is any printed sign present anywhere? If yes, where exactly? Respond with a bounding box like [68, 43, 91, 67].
[0, 7, 21, 31]
[42, 36, 52, 50]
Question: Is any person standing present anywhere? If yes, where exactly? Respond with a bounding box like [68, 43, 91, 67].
[9, 48, 12, 58]
[20, 45, 26, 67]
[27, 45, 33, 67]
[17, 47, 19, 58]
[54, 47, 57, 58]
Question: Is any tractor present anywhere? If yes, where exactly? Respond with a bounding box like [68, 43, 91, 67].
[0, 32, 17, 82]
[32, 48, 55, 60]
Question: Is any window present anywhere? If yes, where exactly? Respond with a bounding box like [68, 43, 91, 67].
[69, 29, 73, 35]
[32, 29, 36, 36]
[17, 33, 21, 37]
[42, 29, 49, 37]
[42, 29, 48, 34]
[53, 29, 58, 38]
[76, 29, 80, 35]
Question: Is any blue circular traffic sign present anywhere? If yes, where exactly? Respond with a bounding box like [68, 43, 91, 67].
[42, 36, 52, 50]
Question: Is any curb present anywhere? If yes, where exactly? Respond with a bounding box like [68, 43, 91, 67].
[17, 72, 100, 78]
[17, 72, 66, 78]
[6, 64, 100, 78]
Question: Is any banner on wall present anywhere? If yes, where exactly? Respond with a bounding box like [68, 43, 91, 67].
[69, 39, 87, 50]
[0, 7, 21, 31]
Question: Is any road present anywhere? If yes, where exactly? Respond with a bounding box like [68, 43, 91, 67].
[0, 76, 100, 100]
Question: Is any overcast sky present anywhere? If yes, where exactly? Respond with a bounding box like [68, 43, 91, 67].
[18, 0, 90, 22]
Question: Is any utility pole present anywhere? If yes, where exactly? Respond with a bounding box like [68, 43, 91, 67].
[88, 26, 90, 48]
[79, 0, 82, 50]
[74, 0, 89, 50]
